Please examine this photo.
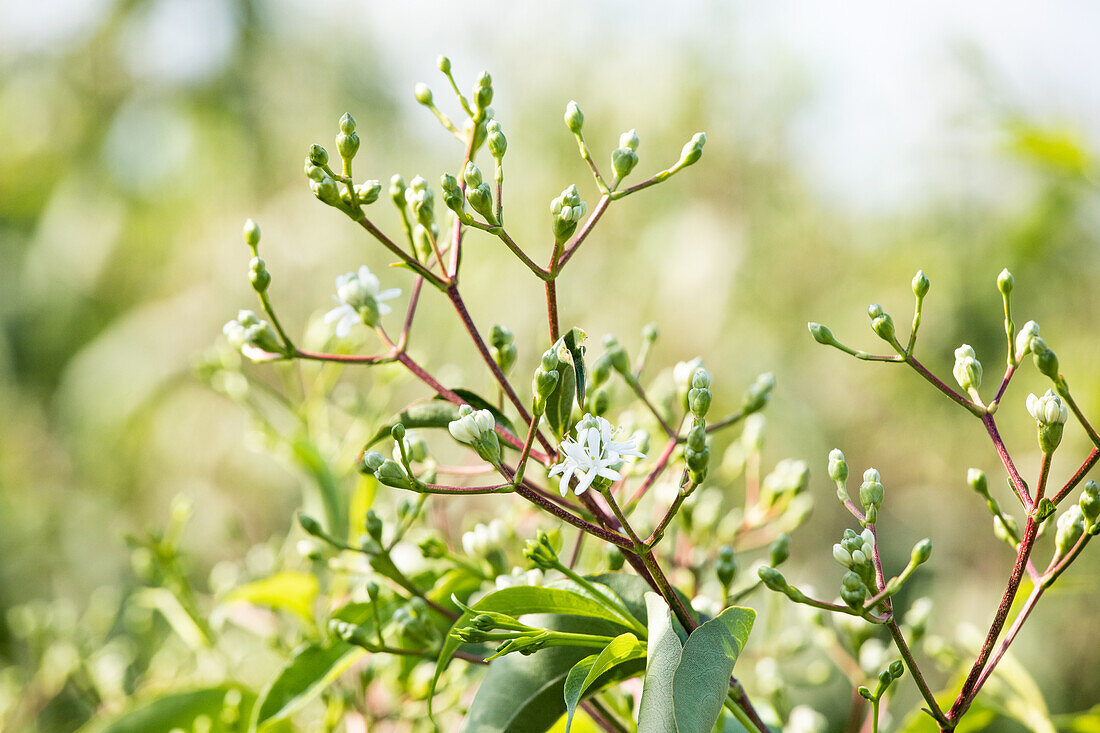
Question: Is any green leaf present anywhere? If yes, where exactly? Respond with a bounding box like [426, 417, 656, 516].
[347, 473, 377, 540]
[290, 437, 344, 538]
[77, 685, 273, 733]
[225, 571, 319, 626]
[1054, 705, 1100, 733]
[545, 338, 578, 440]
[251, 642, 365, 730]
[562, 327, 587, 408]
[366, 401, 463, 447]
[563, 633, 645, 730]
[672, 605, 756, 733]
[463, 614, 646, 733]
[431, 583, 641, 719]
[638, 593, 682, 733]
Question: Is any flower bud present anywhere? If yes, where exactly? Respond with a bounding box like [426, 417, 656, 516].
[757, 566, 789, 594]
[242, 219, 261, 248]
[298, 513, 324, 538]
[308, 144, 329, 167]
[619, 129, 640, 151]
[997, 268, 1014, 296]
[828, 449, 849, 484]
[611, 146, 638, 180]
[742, 372, 775, 414]
[715, 546, 738, 589]
[602, 335, 631, 374]
[1055, 506, 1085, 560]
[486, 120, 507, 159]
[550, 184, 586, 243]
[440, 173, 464, 213]
[448, 407, 501, 465]
[1079, 480, 1100, 525]
[840, 571, 868, 609]
[1030, 337, 1059, 380]
[1015, 321, 1040, 359]
[993, 514, 1020, 546]
[807, 322, 837, 346]
[867, 304, 896, 343]
[463, 161, 484, 189]
[364, 509, 383, 541]
[375, 459, 412, 489]
[833, 544, 853, 568]
[355, 179, 382, 205]
[389, 174, 407, 209]
[564, 100, 584, 134]
[248, 257, 270, 293]
[490, 325, 517, 375]
[770, 534, 791, 566]
[414, 83, 433, 105]
[967, 468, 989, 497]
[911, 538, 932, 565]
[859, 468, 885, 514]
[952, 344, 982, 392]
[1027, 389, 1068, 453]
[437, 55, 451, 73]
[688, 387, 712, 419]
[677, 132, 706, 167]
[912, 270, 930, 298]
[591, 388, 610, 416]
[358, 450, 385, 474]
[523, 530, 560, 569]
[474, 71, 493, 112]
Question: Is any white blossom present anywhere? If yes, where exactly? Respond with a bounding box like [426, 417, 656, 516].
[1026, 389, 1068, 426]
[448, 408, 496, 445]
[323, 265, 400, 337]
[548, 414, 645, 497]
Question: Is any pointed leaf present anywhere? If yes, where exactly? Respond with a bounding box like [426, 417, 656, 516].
[672, 606, 756, 733]
[225, 571, 319, 626]
[251, 642, 365, 730]
[366, 401, 463, 447]
[563, 633, 644, 730]
[638, 593, 682, 733]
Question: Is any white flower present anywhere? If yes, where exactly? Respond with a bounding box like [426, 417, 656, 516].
[462, 519, 506, 557]
[323, 265, 401, 337]
[548, 414, 645, 497]
[494, 567, 543, 590]
[1026, 389, 1068, 425]
[448, 408, 496, 445]
[1016, 320, 1040, 358]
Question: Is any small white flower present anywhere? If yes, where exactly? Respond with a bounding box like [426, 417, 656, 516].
[1016, 320, 1040, 358]
[323, 265, 401, 337]
[1026, 389, 1068, 425]
[448, 408, 496, 445]
[548, 414, 645, 497]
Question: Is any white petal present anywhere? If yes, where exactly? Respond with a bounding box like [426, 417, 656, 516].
[574, 467, 599, 495]
[377, 288, 402, 301]
[596, 466, 622, 481]
[378, 302, 392, 316]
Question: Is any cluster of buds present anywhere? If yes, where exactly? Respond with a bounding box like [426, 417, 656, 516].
[760, 458, 810, 509]
[688, 368, 713, 419]
[684, 367, 713, 484]
[473, 71, 493, 118]
[489, 325, 517, 375]
[1080, 480, 1100, 533]
[487, 119, 507, 160]
[464, 162, 496, 224]
[222, 310, 283, 361]
[305, 151, 340, 207]
[840, 571, 869, 609]
[522, 530, 561, 570]
[857, 660, 905, 705]
[550, 185, 587, 244]
[1026, 389, 1068, 453]
[359, 449, 414, 491]
[1015, 320, 1041, 362]
[952, 344, 982, 393]
[447, 406, 501, 466]
[336, 113, 360, 171]
[611, 129, 639, 181]
[531, 350, 561, 417]
[833, 527, 875, 573]
[406, 176, 435, 229]
[1055, 506, 1086, 562]
[828, 449, 850, 502]
[859, 468, 885, 524]
[866, 304, 896, 345]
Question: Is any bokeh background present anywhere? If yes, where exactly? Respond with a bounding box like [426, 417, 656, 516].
[3, 1, 1100, 730]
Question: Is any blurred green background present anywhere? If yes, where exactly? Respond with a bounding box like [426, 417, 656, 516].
[3, 1, 1100, 729]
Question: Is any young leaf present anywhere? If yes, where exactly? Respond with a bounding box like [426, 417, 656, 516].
[251, 643, 365, 730]
[224, 571, 319, 626]
[671, 606, 756, 733]
[563, 632, 645, 731]
[637, 593, 682, 733]
[365, 401, 463, 447]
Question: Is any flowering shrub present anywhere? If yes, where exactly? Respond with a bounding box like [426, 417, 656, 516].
[82, 58, 1100, 733]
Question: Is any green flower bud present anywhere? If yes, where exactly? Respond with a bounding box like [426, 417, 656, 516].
[807, 322, 837, 346]
[770, 533, 791, 566]
[859, 468, 884, 513]
[1055, 505, 1085, 560]
[742, 372, 775, 414]
[620, 129, 640, 151]
[298, 513, 324, 538]
[389, 174, 407, 208]
[1027, 390, 1068, 453]
[375, 459, 412, 489]
[590, 353, 612, 389]
[952, 344, 982, 392]
[248, 257, 270, 293]
[474, 71, 493, 112]
[308, 144, 329, 167]
[677, 132, 706, 167]
[1015, 321, 1040, 359]
[840, 571, 868, 609]
[867, 304, 896, 343]
[440, 173, 464, 213]
[487, 120, 507, 159]
[564, 100, 584, 134]
[339, 113, 357, 135]
[1079, 480, 1100, 525]
[364, 509, 383, 541]
[833, 543, 853, 568]
[997, 268, 1014, 295]
[419, 536, 447, 559]
[603, 335, 631, 374]
[858, 686, 874, 701]
[1036, 498, 1056, 522]
[912, 270, 930, 298]
[1031, 337, 1059, 380]
[642, 322, 658, 343]
[687, 424, 707, 452]
[337, 120, 360, 162]
[242, 219, 261, 248]
[688, 387, 712, 418]
[414, 83, 433, 105]
[523, 530, 560, 569]
[828, 448, 849, 484]
[358, 450, 385, 474]
[550, 184, 587, 243]
[355, 179, 382, 204]
[390, 424, 406, 444]
[405, 175, 435, 228]
[758, 566, 789, 594]
[993, 513, 1020, 546]
[463, 161, 484, 189]
[591, 388, 610, 416]
[437, 55, 451, 73]
[911, 538, 932, 565]
[489, 325, 517, 374]
[606, 544, 626, 571]
[890, 660, 905, 680]
[611, 146, 638, 180]
[967, 468, 989, 497]
[311, 175, 340, 206]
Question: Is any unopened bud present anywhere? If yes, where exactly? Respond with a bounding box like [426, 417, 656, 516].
[414, 83, 433, 105]
[911, 538, 932, 565]
[308, 144, 329, 167]
[828, 449, 849, 484]
[298, 513, 324, 539]
[952, 344, 982, 392]
[242, 219, 261, 248]
[867, 304, 896, 344]
[770, 534, 791, 566]
[808, 322, 837, 346]
[967, 468, 989, 497]
[1080, 480, 1100, 525]
[742, 373, 775, 414]
[758, 566, 789, 594]
[997, 268, 1014, 295]
[912, 270, 930, 298]
[564, 100, 584, 134]
[248, 257, 270, 292]
[1055, 506, 1085, 560]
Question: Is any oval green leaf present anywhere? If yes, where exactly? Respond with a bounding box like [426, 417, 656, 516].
[563, 632, 645, 731]
[638, 593, 682, 733]
[251, 642, 365, 730]
[671, 605, 756, 733]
